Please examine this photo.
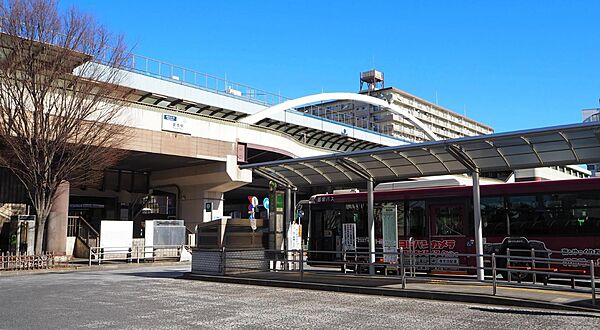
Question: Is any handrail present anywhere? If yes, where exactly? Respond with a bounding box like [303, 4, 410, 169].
[68, 216, 99, 248]
[116, 53, 290, 107]
[88, 244, 189, 266]
[76, 216, 99, 237]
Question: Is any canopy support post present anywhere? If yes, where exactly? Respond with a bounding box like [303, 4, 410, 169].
[293, 189, 297, 223]
[367, 177, 375, 275]
[285, 187, 292, 249]
[472, 169, 484, 281]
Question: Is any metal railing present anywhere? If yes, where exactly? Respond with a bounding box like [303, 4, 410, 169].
[120, 53, 288, 107]
[89, 245, 191, 266]
[68, 216, 99, 249]
[0, 252, 54, 271]
[205, 247, 598, 306]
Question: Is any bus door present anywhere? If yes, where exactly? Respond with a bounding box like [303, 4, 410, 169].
[404, 201, 429, 270]
[309, 207, 342, 262]
[429, 203, 467, 273]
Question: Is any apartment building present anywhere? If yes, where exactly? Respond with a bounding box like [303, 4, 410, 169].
[304, 71, 493, 142]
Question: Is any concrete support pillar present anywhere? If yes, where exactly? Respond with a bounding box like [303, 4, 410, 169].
[367, 177, 375, 275]
[472, 170, 484, 281]
[47, 181, 69, 256]
[180, 185, 224, 232]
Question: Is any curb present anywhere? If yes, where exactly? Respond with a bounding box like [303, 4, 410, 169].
[0, 261, 189, 277]
[183, 273, 600, 314]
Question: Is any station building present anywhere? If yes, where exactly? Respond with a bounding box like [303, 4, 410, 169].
[0, 45, 592, 260]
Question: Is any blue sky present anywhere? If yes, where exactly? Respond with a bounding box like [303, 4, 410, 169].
[61, 1, 600, 132]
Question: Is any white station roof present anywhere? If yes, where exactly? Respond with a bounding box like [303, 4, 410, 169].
[240, 122, 600, 188]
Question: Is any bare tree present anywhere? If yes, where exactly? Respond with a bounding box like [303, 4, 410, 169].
[0, 0, 130, 253]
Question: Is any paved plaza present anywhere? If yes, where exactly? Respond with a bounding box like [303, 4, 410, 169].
[0, 265, 598, 329]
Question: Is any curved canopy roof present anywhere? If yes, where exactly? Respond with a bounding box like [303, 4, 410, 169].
[239, 92, 439, 140]
[240, 122, 600, 188]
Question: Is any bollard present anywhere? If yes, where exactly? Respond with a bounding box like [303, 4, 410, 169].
[531, 248, 537, 284]
[492, 253, 497, 296]
[221, 247, 226, 275]
[400, 247, 406, 289]
[88, 248, 92, 267]
[300, 247, 304, 282]
[591, 261, 596, 305]
[506, 248, 511, 283]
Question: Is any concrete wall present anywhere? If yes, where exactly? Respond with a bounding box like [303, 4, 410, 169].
[119, 102, 331, 159]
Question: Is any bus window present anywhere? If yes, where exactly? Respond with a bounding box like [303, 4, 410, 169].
[432, 205, 463, 236]
[397, 202, 406, 237]
[482, 197, 507, 237]
[540, 193, 600, 235]
[345, 203, 366, 235]
[507, 195, 537, 236]
[407, 201, 426, 237]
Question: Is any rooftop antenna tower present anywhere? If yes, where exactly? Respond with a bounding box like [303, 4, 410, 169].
[359, 69, 384, 95]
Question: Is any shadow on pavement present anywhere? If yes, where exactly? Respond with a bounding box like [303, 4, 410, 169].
[469, 307, 600, 318]
[113, 270, 188, 279]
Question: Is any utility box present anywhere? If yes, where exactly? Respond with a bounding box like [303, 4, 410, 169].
[145, 219, 186, 247]
[144, 219, 186, 259]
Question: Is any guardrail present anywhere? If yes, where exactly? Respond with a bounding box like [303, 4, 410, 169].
[198, 247, 598, 305]
[89, 245, 191, 266]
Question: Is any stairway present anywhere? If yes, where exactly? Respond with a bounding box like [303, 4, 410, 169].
[68, 216, 100, 258]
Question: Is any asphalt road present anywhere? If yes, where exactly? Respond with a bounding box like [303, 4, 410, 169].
[0, 265, 598, 329]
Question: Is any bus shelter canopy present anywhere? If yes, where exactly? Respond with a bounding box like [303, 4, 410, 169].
[240, 122, 600, 188]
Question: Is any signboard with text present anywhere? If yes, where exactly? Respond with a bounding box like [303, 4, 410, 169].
[162, 114, 191, 134]
[288, 223, 301, 250]
[342, 223, 357, 251]
[382, 205, 398, 263]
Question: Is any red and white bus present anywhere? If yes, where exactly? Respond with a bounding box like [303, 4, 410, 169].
[306, 177, 600, 274]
